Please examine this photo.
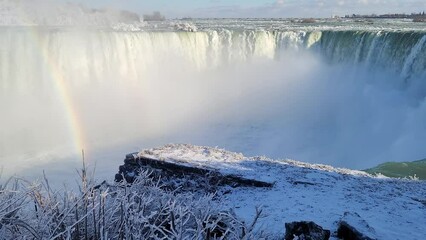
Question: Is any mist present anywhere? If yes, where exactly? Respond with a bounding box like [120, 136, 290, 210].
[172, 53, 426, 170]
[0, 0, 141, 26]
[1, 27, 426, 180]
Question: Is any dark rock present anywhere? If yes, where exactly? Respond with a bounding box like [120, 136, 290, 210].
[292, 181, 316, 186]
[115, 154, 274, 189]
[412, 198, 426, 206]
[125, 152, 139, 161]
[115, 162, 138, 183]
[114, 173, 123, 182]
[285, 221, 330, 240]
[337, 222, 373, 240]
[337, 212, 376, 240]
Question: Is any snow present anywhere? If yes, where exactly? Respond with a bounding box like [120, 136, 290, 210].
[139, 144, 426, 239]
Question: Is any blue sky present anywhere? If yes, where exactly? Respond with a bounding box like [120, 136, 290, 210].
[68, 0, 426, 18]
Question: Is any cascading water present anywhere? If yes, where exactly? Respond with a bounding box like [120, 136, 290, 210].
[1, 19, 426, 179]
[1, 29, 425, 90]
[314, 30, 426, 81]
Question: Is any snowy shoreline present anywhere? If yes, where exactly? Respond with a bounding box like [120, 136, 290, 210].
[117, 144, 426, 239]
[0, 144, 425, 239]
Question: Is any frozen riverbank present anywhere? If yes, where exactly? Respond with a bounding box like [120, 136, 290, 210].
[117, 144, 426, 239]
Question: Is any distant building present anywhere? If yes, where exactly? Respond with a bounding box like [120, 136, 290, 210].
[301, 18, 316, 23]
[143, 11, 165, 21]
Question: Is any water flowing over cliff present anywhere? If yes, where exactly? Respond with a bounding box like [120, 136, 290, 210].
[1, 22, 426, 176]
[314, 30, 426, 81]
[1, 28, 425, 88]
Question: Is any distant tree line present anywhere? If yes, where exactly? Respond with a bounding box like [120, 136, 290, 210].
[345, 11, 426, 20]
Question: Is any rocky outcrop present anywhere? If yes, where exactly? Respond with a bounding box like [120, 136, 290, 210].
[337, 212, 376, 240]
[284, 221, 330, 240]
[115, 153, 274, 190]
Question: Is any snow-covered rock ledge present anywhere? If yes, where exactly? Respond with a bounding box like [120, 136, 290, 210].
[115, 144, 426, 239]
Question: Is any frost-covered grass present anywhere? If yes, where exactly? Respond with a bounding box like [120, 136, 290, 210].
[0, 167, 266, 239]
[2, 144, 425, 239]
[139, 144, 426, 240]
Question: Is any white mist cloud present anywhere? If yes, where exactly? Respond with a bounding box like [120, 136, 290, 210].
[0, 0, 140, 26]
[1, 14, 426, 178]
[181, 53, 426, 169]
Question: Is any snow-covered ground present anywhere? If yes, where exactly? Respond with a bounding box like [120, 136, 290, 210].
[139, 144, 426, 239]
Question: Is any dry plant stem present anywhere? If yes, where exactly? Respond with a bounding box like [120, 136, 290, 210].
[1, 167, 267, 239]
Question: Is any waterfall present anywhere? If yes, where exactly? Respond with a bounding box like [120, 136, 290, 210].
[1, 26, 426, 176]
[1, 28, 425, 93]
[314, 30, 426, 80]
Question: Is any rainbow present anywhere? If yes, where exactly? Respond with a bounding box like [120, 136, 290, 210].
[31, 27, 85, 158]
[14, 1, 87, 158]
[32, 29, 87, 158]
